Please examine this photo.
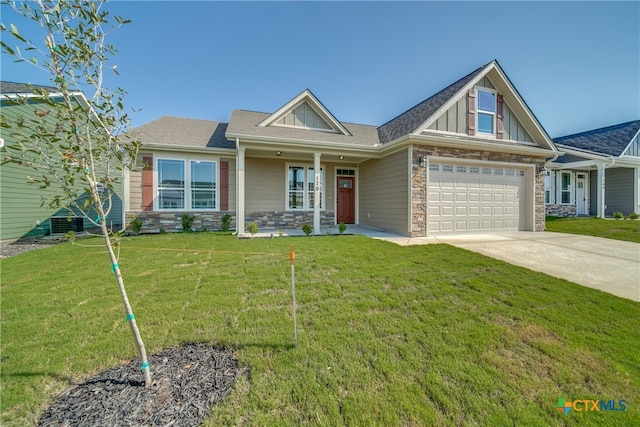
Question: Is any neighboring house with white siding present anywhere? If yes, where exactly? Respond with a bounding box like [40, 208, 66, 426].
[126, 60, 560, 237]
[546, 120, 640, 217]
[0, 82, 124, 242]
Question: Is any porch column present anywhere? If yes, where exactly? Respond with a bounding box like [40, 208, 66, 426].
[634, 167, 640, 214]
[596, 163, 605, 218]
[236, 146, 246, 235]
[313, 152, 321, 235]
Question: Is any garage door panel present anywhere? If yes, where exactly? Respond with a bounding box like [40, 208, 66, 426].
[427, 161, 527, 234]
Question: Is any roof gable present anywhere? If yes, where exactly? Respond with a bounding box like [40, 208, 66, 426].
[258, 89, 352, 136]
[554, 120, 640, 157]
[377, 61, 556, 151]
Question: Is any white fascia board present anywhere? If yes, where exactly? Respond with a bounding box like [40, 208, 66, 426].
[142, 143, 237, 156]
[550, 160, 605, 170]
[257, 89, 352, 136]
[228, 133, 379, 154]
[556, 144, 613, 161]
[407, 132, 557, 157]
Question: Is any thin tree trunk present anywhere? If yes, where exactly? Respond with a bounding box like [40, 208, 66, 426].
[100, 218, 152, 387]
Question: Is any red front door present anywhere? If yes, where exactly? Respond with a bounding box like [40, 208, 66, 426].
[337, 177, 355, 224]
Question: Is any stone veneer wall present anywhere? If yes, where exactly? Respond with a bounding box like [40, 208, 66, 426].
[125, 212, 235, 233]
[125, 210, 335, 233]
[244, 211, 335, 229]
[545, 204, 577, 217]
[410, 145, 547, 237]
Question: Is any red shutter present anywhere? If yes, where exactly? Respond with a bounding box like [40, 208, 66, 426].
[220, 161, 229, 211]
[142, 156, 153, 211]
[496, 94, 504, 139]
[467, 88, 476, 136]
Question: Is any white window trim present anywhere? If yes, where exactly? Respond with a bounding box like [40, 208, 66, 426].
[476, 87, 497, 136]
[285, 163, 325, 211]
[558, 171, 574, 205]
[155, 156, 220, 212]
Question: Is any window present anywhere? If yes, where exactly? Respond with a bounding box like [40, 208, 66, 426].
[443, 165, 454, 172]
[190, 161, 216, 209]
[457, 166, 467, 173]
[561, 172, 571, 204]
[158, 159, 185, 209]
[287, 165, 323, 210]
[469, 167, 480, 174]
[494, 168, 503, 176]
[506, 169, 515, 176]
[482, 167, 492, 175]
[545, 175, 552, 204]
[429, 164, 439, 172]
[477, 88, 496, 134]
[157, 158, 218, 210]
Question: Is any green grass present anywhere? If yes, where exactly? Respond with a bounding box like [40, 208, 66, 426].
[546, 216, 640, 243]
[2, 233, 639, 426]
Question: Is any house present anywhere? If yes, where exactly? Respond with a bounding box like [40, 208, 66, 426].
[126, 60, 559, 237]
[0, 82, 124, 241]
[546, 120, 640, 217]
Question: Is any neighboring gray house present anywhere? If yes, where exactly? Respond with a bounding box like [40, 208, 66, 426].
[546, 120, 640, 217]
[126, 60, 559, 237]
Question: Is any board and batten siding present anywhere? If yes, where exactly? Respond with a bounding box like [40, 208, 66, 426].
[427, 83, 533, 143]
[605, 168, 634, 215]
[358, 148, 410, 234]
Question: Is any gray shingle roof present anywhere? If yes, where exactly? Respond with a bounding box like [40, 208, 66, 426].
[227, 110, 379, 147]
[376, 63, 489, 144]
[0, 81, 57, 94]
[554, 120, 640, 157]
[131, 116, 234, 150]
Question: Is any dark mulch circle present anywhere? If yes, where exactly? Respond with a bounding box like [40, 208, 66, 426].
[38, 343, 240, 427]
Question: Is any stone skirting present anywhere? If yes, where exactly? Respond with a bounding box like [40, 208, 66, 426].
[545, 204, 577, 217]
[125, 211, 235, 233]
[125, 210, 336, 233]
[244, 211, 335, 230]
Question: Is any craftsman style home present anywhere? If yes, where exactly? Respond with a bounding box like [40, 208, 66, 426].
[126, 60, 559, 237]
[546, 120, 640, 217]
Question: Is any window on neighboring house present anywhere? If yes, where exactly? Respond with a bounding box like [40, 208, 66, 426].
[477, 88, 496, 134]
[157, 158, 217, 210]
[287, 165, 323, 210]
[561, 172, 571, 204]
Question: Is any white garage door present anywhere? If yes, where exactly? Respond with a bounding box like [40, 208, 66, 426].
[427, 162, 527, 234]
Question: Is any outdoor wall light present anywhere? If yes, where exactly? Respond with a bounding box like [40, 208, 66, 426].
[417, 155, 426, 166]
[276, 151, 282, 156]
[338, 155, 344, 160]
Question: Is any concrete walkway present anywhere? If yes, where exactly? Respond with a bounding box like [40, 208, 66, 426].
[370, 230, 640, 302]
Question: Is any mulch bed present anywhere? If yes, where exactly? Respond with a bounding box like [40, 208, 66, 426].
[38, 343, 240, 426]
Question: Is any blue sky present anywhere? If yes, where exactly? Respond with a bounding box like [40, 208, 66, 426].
[1, 1, 638, 138]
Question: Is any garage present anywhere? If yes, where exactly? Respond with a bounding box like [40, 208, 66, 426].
[427, 161, 528, 234]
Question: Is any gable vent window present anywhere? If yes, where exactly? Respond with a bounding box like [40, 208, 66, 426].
[477, 89, 496, 134]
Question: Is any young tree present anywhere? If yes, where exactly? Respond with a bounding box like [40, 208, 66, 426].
[1, 0, 151, 386]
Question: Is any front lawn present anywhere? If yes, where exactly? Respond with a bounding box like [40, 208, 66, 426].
[1, 234, 638, 426]
[546, 216, 640, 243]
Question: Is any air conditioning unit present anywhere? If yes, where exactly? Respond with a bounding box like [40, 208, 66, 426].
[50, 217, 84, 234]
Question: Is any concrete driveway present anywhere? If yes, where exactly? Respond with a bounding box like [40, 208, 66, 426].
[372, 231, 640, 302]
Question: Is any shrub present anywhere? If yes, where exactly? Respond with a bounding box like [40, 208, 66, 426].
[129, 216, 143, 235]
[159, 226, 166, 234]
[613, 211, 624, 220]
[248, 222, 259, 236]
[338, 222, 347, 235]
[220, 213, 232, 231]
[181, 213, 195, 231]
[301, 224, 313, 235]
[629, 212, 639, 220]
